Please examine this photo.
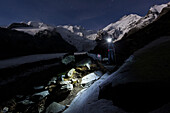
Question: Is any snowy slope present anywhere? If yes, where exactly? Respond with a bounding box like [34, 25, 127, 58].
[149, 3, 168, 14]
[56, 25, 97, 51]
[103, 14, 141, 41]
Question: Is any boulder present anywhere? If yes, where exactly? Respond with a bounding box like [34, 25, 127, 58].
[61, 84, 73, 91]
[45, 102, 65, 113]
[2, 107, 9, 113]
[99, 37, 170, 112]
[32, 90, 49, 100]
[67, 68, 76, 77]
[81, 72, 100, 88]
[18, 99, 34, 105]
[62, 55, 75, 65]
[60, 81, 72, 85]
[48, 77, 58, 85]
[34, 86, 44, 90]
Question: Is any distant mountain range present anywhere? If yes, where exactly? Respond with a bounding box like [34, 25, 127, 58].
[8, 21, 97, 52]
[0, 2, 169, 59]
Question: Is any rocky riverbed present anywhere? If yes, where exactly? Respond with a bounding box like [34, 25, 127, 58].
[0, 54, 107, 113]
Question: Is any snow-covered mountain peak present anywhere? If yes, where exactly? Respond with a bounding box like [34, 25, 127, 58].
[27, 21, 45, 28]
[101, 14, 141, 42]
[103, 14, 141, 32]
[168, 2, 170, 5]
[57, 25, 97, 40]
[149, 3, 168, 14]
[136, 2, 169, 29]
[27, 21, 55, 29]
[120, 14, 141, 21]
[13, 21, 54, 35]
[58, 25, 86, 34]
[99, 2, 170, 43]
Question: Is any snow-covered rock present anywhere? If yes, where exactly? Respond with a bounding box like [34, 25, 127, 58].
[33, 90, 49, 99]
[61, 84, 73, 91]
[46, 102, 65, 113]
[76, 58, 92, 70]
[67, 68, 76, 77]
[48, 77, 58, 85]
[60, 80, 73, 91]
[2, 107, 9, 113]
[19, 99, 34, 105]
[60, 81, 72, 85]
[135, 2, 169, 29]
[63, 73, 125, 113]
[81, 72, 100, 88]
[149, 3, 168, 14]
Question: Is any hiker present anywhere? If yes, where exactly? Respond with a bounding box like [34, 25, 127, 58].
[107, 38, 115, 64]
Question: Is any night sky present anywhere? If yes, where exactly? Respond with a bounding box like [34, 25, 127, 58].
[0, 0, 169, 30]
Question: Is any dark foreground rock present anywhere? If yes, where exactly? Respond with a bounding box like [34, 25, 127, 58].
[99, 36, 170, 113]
[45, 102, 65, 113]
